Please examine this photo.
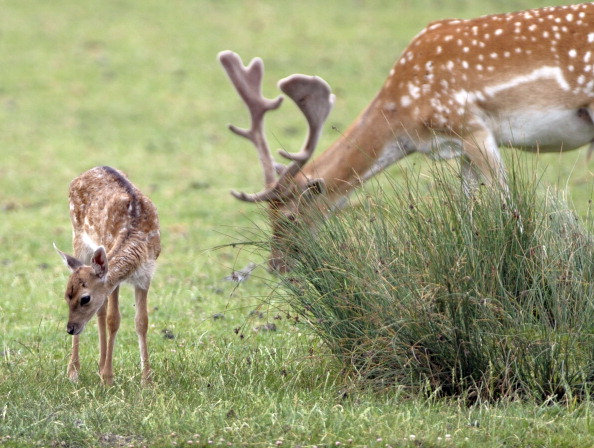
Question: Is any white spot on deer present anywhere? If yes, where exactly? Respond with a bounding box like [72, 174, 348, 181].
[383, 101, 397, 112]
[408, 82, 421, 99]
[401, 95, 412, 107]
[568, 49, 577, 58]
[495, 29, 503, 36]
[585, 52, 592, 63]
[588, 33, 594, 43]
[436, 45, 443, 55]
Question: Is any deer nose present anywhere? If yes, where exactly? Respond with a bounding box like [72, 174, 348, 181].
[66, 323, 79, 335]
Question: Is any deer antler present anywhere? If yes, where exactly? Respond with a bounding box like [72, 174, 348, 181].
[219, 50, 334, 202]
[276, 74, 335, 181]
[218, 50, 283, 192]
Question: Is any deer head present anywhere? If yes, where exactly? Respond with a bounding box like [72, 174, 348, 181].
[219, 50, 335, 272]
[54, 244, 111, 335]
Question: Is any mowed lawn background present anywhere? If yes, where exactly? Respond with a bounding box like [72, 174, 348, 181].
[2, 1, 594, 447]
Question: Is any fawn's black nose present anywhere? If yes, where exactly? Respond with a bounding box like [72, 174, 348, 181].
[66, 323, 79, 335]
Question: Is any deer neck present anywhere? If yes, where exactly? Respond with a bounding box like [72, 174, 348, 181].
[299, 94, 414, 203]
[103, 229, 158, 291]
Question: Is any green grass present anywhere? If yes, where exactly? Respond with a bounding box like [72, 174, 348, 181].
[278, 160, 594, 403]
[2, 0, 594, 447]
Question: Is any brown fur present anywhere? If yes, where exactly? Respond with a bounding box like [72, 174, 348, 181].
[55, 166, 160, 385]
[223, 4, 594, 271]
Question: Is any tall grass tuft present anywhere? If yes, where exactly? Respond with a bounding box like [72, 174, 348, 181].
[276, 161, 594, 402]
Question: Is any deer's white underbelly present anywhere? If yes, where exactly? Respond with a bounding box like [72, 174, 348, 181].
[492, 107, 594, 152]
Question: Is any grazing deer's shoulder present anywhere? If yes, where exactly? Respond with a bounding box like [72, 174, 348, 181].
[387, 3, 594, 129]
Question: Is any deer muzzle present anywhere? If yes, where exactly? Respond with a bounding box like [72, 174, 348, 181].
[66, 322, 84, 335]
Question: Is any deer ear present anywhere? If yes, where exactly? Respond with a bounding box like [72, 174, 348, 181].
[304, 179, 326, 197]
[299, 179, 326, 205]
[90, 246, 108, 279]
[53, 243, 83, 272]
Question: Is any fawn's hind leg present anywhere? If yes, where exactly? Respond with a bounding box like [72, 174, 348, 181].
[135, 285, 152, 384]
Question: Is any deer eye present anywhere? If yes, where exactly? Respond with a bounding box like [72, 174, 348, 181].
[80, 295, 91, 306]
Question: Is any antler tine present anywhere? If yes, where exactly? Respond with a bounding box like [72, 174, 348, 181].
[218, 50, 283, 191]
[276, 75, 335, 178]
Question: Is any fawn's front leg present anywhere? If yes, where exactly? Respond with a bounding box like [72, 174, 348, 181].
[135, 285, 152, 385]
[68, 334, 80, 381]
[97, 300, 107, 377]
[100, 286, 120, 385]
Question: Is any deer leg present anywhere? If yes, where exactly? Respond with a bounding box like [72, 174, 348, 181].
[461, 127, 508, 193]
[134, 285, 152, 385]
[67, 334, 80, 381]
[100, 286, 120, 385]
[462, 127, 525, 230]
[97, 300, 107, 377]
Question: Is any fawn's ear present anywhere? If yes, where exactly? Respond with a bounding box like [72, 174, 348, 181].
[53, 243, 83, 272]
[91, 246, 109, 279]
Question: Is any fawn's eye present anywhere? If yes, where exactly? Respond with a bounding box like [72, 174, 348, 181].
[80, 295, 91, 306]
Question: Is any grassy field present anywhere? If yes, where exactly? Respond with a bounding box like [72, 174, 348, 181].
[2, 0, 594, 446]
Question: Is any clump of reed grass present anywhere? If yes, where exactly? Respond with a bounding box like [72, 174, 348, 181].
[277, 162, 594, 402]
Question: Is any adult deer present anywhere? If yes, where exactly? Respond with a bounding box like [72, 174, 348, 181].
[54, 166, 161, 385]
[221, 3, 594, 272]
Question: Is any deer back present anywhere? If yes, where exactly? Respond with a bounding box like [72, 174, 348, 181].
[69, 166, 161, 289]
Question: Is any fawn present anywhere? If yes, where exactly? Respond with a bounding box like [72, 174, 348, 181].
[54, 166, 161, 385]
